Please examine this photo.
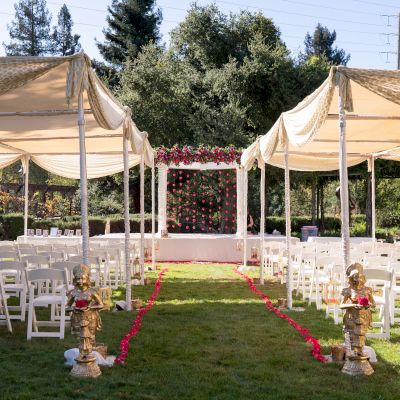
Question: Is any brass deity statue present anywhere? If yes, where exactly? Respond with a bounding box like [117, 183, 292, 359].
[67, 264, 104, 378]
[340, 262, 375, 376]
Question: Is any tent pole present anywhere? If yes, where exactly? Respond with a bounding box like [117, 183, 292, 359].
[284, 145, 292, 309]
[337, 73, 350, 270]
[242, 169, 248, 268]
[260, 163, 266, 284]
[78, 92, 89, 264]
[140, 154, 145, 285]
[236, 167, 243, 237]
[123, 134, 132, 311]
[23, 155, 30, 242]
[157, 166, 168, 234]
[151, 161, 156, 270]
[371, 156, 376, 241]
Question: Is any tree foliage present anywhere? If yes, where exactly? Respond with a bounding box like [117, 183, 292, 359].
[3, 0, 52, 56]
[303, 23, 350, 65]
[119, 5, 301, 149]
[94, 0, 162, 86]
[51, 4, 81, 56]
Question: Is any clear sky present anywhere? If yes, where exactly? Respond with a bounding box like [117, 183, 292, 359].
[0, 0, 399, 69]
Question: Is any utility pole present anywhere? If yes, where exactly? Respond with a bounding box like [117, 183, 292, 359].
[398, 12, 400, 69]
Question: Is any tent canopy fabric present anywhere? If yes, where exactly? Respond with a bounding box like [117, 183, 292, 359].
[241, 66, 400, 171]
[0, 53, 154, 178]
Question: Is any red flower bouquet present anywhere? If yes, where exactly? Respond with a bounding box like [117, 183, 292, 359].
[357, 296, 369, 306]
[75, 299, 89, 309]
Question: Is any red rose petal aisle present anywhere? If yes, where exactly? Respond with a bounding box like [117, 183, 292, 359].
[115, 268, 168, 365]
[234, 269, 327, 363]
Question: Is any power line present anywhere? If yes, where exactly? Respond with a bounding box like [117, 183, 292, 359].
[271, 0, 379, 17]
[213, 0, 383, 26]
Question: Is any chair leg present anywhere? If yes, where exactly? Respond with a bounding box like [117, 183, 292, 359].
[27, 291, 34, 340]
[20, 288, 26, 322]
[60, 301, 65, 340]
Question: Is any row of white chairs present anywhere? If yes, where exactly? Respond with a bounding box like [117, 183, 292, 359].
[0, 264, 69, 338]
[262, 240, 398, 339]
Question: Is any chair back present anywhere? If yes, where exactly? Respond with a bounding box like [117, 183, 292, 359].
[25, 267, 68, 292]
[21, 255, 51, 269]
[18, 247, 37, 256]
[37, 251, 65, 262]
[0, 251, 20, 261]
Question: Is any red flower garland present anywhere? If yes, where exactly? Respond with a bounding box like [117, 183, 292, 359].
[234, 269, 327, 363]
[115, 268, 168, 365]
[156, 145, 241, 166]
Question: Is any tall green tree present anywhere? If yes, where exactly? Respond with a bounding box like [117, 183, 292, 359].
[51, 4, 81, 56]
[171, 5, 283, 70]
[94, 0, 162, 85]
[3, 0, 52, 56]
[303, 23, 350, 65]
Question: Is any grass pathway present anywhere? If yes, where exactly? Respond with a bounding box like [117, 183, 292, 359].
[1, 263, 400, 399]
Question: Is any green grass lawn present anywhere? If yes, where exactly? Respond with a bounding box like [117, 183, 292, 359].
[1, 263, 400, 400]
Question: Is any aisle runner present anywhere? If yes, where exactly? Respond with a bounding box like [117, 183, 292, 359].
[115, 268, 168, 365]
[234, 269, 327, 363]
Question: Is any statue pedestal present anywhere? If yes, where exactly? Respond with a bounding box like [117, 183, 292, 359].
[70, 353, 101, 378]
[342, 354, 374, 376]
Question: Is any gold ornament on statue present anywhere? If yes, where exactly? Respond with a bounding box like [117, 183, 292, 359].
[340, 262, 375, 376]
[67, 264, 104, 378]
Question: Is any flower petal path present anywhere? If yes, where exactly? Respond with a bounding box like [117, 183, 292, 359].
[234, 268, 327, 363]
[115, 268, 168, 365]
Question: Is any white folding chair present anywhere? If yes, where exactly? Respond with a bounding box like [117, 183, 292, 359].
[51, 261, 78, 291]
[106, 248, 122, 288]
[364, 255, 391, 270]
[297, 252, 315, 299]
[324, 263, 344, 324]
[0, 245, 16, 252]
[21, 255, 51, 270]
[309, 255, 332, 309]
[0, 275, 12, 332]
[25, 268, 68, 340]
[364, 268, 393, 340]
[35, 244, 53, 252]
[0, 251, 20, 261]
[18, 247, 37, 257]
[0, 260, 27, 321]
[37, 251, 65, 262]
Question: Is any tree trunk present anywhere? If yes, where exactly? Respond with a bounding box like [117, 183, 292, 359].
[311, 173, 317, 225]
[320, 181, 325, 234]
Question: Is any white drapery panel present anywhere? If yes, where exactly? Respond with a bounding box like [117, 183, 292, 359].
[157, 166, 168, 233]
[0, 154, 23, 170]
[31, 154, 141, 179]
[241, 66, 400, 171]
[0, 53, 154, 168]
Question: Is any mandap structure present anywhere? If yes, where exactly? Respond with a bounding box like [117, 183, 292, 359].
[0, 52, 154, 310]
[241, 66, 400, 307]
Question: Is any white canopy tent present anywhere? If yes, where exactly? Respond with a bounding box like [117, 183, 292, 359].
[241, 66, 400, 307]
[0, 53, 155, 311]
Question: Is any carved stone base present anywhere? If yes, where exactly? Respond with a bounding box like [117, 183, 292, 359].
[342, 355, 374, 376]
[70, 353, 101, 378]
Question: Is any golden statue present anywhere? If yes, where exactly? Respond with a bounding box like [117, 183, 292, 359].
[67, 264, 104, 378]
[340, 262, 375, 376]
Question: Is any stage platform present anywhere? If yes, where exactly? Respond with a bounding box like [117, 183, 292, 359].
[103, 233, 289, 263]
[18, 233, 290, 263]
